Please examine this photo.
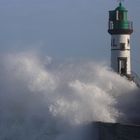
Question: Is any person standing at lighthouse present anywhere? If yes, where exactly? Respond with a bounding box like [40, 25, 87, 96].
[108, 2, 133, 79]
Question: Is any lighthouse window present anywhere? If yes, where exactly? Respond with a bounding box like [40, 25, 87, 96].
[118, 58, 127, 75]
[128, 39, 130, 45]
[111, 39, 114, 46]
[118, 12, 123, 20]
[120, 43, 125, 50]
[116, 11, 119, 20]
[118, 11, 124, 20]
[112, 38, 117, 46]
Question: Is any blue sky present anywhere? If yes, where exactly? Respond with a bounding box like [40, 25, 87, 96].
[0, 0, 140, 74]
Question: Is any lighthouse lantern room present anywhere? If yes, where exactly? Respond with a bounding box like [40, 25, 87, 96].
[108, 2, 133, 79]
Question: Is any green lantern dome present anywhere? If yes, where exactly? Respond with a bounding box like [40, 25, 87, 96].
[115, 2, 127, 11]
[108, 2, 133, 34]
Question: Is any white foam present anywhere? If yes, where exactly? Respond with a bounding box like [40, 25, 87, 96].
[0, 51, 139, 140]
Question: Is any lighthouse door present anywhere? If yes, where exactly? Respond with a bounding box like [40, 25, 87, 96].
[118, 58, 127, 75]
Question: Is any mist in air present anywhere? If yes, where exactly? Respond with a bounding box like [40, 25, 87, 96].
[0, 0, 140, 139]
[0, 51, 139, 140]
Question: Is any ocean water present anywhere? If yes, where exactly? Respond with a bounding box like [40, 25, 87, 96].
[0, 51, 139, 140]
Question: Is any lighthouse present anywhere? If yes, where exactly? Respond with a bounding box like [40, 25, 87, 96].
[108, 2, 133, 79]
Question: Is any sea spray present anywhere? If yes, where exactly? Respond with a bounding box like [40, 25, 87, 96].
[0, 51, 139, 140]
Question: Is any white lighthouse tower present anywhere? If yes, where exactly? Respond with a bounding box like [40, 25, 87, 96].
[108, 2, 133, 79]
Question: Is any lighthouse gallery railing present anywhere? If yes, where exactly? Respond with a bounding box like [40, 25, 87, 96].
[108, 21, 133, 30]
